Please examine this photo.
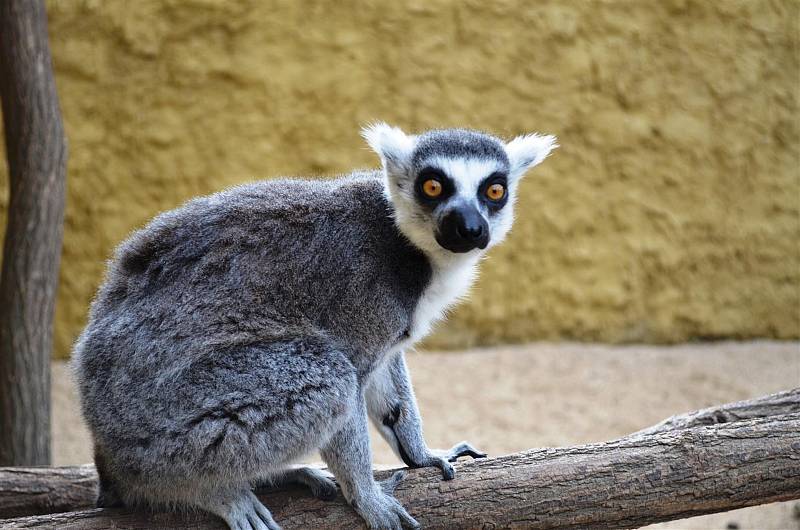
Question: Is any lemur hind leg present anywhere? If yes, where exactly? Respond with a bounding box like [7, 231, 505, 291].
[105, 338, 358, 530]
[366, 352, 487, 481]
[255, 465, 338, 501]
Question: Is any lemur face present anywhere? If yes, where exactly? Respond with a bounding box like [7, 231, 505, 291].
[410, 131, 511, 253]
[364, 124, 557, 258]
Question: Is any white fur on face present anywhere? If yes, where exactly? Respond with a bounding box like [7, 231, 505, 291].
[425, 156, 505, 201]
[363, 124, 557, 347]
[423, 155, 514, 249]
[363, 123, 557, 259]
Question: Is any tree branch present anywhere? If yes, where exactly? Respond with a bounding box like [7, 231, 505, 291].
[1, 389, 798, 529]
[0, 465, 96, 520]
[631, 387, 800, 436]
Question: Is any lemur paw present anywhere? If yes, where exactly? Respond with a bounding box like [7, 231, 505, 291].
[379, 470, 407, 495]
[425, 456, 455, 481]
[301, 468, 339, 501]
[426, 441, 487, 481]
[443, 441, 487, 463]
[211, 490, 282, 530]
[355, 480, 419, 530]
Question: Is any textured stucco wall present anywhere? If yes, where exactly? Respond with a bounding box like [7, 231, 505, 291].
[0, 0, 797, 358]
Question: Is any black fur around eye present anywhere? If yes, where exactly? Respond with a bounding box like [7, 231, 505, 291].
[415, 167, 454, 205]
[418, 167, 446, 182]
[478, 172, 509, 212]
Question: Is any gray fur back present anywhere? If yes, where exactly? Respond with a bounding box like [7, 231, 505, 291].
[71, 171, 430, 495]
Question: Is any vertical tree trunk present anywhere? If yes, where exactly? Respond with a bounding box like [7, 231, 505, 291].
[0, 0, 67, 466]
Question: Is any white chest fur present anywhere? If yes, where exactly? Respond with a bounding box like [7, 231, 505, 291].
[396, 255, 480, 351]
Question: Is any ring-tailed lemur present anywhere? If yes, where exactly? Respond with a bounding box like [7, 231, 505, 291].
[72, 124, 556, 530]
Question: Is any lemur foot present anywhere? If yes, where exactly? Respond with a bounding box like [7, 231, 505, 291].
[255, 466, 338, 501]
[356, 473, 419, 530]
[428, 441, 488, 481]
[293, 467, 338, 501]
[210, 490, 281, 530]
[379, 470, 407, 495]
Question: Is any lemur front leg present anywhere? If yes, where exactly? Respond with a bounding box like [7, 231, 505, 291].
[366, 352, 487, 480]
[321, 395, 419, 530]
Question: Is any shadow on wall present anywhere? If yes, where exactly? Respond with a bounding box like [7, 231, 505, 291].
[0, 0, 797, 357]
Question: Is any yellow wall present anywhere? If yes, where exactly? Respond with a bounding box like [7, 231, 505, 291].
[0, 0, 797, 358]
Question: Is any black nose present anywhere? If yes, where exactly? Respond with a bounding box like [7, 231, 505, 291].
[436, 205, 490, 253]
[456, 218, 484, 241]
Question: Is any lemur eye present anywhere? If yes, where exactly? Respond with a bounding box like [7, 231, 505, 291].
[486, 183, 506, 201]
[422, 179, 443, 198]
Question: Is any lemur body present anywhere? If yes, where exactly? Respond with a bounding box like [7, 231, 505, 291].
[72, 125, 556, 530]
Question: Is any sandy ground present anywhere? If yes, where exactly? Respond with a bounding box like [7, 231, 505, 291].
[52, 341, 800, 529]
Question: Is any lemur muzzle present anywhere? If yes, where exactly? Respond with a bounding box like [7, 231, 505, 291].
[436, 205, 490, 253]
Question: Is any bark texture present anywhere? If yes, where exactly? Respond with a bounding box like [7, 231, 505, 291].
[0, 390, 798, 529]
[0, 0, 68, 466]
[0, 465, 95, 519]
[633, 388, 800, 436]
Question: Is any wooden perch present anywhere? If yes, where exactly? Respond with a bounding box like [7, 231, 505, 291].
[1, 389, 798, 529]
[632, 387, 800, 436]
[0, 465, 96, 520]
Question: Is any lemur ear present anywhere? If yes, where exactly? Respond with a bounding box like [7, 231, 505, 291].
[504, 133, 558, 179]
[362, 122, 416, 174]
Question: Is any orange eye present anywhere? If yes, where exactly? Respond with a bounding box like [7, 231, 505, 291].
[486, 183, 505, 201]
[422, 179, 443, 198]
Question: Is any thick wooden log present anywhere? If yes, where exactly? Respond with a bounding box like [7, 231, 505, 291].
[0, 389, 798, 529]
[633, 387, 800, 436]
[0, 465, 96, 520]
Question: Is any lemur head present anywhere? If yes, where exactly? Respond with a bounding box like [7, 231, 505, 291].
[363, 123, 557, 259]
